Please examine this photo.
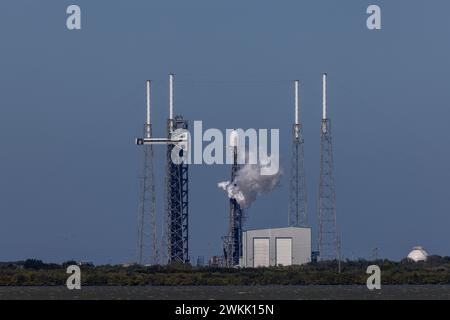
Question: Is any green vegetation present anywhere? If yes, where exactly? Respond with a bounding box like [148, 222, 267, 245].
[1, 257, 450, 286]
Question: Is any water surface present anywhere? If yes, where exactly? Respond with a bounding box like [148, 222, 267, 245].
[0, 285, 449, 300]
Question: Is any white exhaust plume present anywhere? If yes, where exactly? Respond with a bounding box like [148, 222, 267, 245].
[218, 155, 282, 209]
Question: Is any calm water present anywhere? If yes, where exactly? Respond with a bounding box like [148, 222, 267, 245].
[0, 285, 449, 300]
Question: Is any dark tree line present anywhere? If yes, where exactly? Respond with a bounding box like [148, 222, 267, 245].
[0, 257, 449, 286]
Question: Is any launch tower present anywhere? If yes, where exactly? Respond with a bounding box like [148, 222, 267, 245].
[136, 74, 190, 265]
[223, 131, 244, 267]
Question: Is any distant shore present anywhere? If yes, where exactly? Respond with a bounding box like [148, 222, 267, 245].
[1, 257, 450, 286]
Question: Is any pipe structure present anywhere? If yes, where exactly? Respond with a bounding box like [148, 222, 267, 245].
[146, 80, 151, 138]
[169, 73, 174, 121]
[294, 80, 300, 125]
[322, 73, 327, 120]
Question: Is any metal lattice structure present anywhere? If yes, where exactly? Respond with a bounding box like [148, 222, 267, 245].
[166, 116, 189, 264]
[317, 73, 341, 262]
[137, 82, 157, 265]
[137, 127, 157, 265]
[223, 143, 244, 267]
[288, 80, 308, 227]
[136, 75, 189, 265]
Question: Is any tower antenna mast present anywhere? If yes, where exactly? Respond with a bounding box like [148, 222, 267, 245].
[137, 80, 158, 265]
[317, 73, 341, 269]
[288, 80, 308, 227]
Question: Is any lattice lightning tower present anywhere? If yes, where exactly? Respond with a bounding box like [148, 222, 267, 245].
[288, 80, 308, 227]
[137, 80, 157, 265]
[317, 73, 341, 262]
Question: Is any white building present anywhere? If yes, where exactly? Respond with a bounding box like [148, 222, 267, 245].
[241, 227, 311, 267]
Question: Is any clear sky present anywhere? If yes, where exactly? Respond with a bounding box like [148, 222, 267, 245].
[0, 0, 449, 264]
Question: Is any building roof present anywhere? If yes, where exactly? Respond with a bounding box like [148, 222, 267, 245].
[244, 226, 311, 232]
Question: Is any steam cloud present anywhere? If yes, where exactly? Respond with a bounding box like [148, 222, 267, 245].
[218, 156, 282, 209]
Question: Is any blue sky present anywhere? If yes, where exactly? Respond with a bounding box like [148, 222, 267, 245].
[0, 0, 449, 264]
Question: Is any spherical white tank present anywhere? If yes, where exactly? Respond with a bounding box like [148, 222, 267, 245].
[407, 246, 428, 262]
